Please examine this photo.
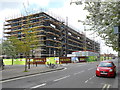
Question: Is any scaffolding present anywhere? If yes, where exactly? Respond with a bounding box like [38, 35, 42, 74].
[3, 11, 100, 58]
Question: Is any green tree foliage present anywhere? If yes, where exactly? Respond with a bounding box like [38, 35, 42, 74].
[9, 27, 39, 57]
[8, 16, 39, 71]
[2, 40, 17, 65]
[73, 1, 120, 51]
[2, 40, 17, 57]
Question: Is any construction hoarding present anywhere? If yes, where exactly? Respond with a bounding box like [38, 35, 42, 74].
[46, 57, 59, 64]
[59, 57, 71, 63]
[3, 58, 26, 65]
[72, 51, 99, 62]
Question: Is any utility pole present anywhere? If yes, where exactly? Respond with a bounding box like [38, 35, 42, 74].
[107, 49, 109, 60]
[65, 17, 68, 57]
[49, 48, 51, 57]
[23, 2, 29, 71]
[1, 22, 5, 70]
[118, 27, 120, 59]
[93, 33, 96, 61]
[113, 26, 120, 61]
[84, 25, 86, 51]
[84, 25, 87, 60]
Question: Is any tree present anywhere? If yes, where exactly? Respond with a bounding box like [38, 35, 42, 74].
[8, 16, 39, 71]
[85, 2, 119, 51]
[2, 40, 17, 65]
[71, 1, 120, 51]
[0, 41, 2, 67]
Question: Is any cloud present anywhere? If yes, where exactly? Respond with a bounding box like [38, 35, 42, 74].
[0, 0, 117, 54]
[0, 0, 24, 11]
[0, 0, 51, 39]
[0, 0, 51, 12]
[0, 8, 22, 40]
[49, 0, 89, 33]
[28, 0, 50, 7]
[49, 0, 117, 54]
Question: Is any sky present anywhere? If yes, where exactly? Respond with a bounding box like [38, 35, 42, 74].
[0, 0, 118, 55]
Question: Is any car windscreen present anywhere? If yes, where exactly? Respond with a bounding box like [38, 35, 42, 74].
[98, 62, 113, 67]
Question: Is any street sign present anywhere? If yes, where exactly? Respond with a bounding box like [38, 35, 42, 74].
[113, 26, 119, 34]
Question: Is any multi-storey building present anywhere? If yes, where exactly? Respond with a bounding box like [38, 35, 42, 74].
[4, 12, 100, 58]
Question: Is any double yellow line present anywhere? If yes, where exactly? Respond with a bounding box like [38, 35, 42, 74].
[102, 84, 111, 90]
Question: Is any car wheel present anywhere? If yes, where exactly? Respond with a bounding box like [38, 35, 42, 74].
[113, 75, 115, 78]
[113, 72, 116, 78]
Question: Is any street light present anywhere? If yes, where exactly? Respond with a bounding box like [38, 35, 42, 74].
[113, 26, 120, 48]
[113, 26, 120, 59]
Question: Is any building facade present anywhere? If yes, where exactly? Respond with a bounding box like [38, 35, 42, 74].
[4, 12, 100, 58]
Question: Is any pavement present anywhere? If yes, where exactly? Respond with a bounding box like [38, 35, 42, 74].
[2, 59, 118, 89]
[1, 59, 118, 83]
[0, 64, 64, 81]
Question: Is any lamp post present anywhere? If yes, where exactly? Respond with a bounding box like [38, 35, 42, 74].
[113, 26, 120, 60]
[65, 17, 68, 57]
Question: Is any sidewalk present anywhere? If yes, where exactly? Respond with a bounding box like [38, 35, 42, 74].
[0, 64, 64, 81]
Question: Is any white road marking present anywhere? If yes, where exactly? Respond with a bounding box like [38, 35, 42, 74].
[31, 83, 46, 88]
[102, 84, 111, 90]
[102, 84, 107, 90]
[1, 67, 67, 83]
[54, 75, 70, 82]
[74, 70, 84, 75]
[93, 75, 95, 78]
[84, 75, 95, 83]
[89, 78, 92, 80]
[107, 85, 111, 90]
[85, 80, 88, 83]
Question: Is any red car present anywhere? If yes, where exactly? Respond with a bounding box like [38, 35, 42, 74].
[96, 61, 116, 78]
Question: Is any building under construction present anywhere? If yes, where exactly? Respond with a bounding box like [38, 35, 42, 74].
[4, 12, 100, 58]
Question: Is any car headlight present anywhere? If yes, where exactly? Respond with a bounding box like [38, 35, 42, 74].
[109, 69, 113, 72]
[97, 68, 99, 71]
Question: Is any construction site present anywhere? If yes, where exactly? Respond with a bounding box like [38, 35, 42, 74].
[3, 11, 100, 60]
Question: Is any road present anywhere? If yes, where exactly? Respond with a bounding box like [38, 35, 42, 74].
[2, 59, 118, 89]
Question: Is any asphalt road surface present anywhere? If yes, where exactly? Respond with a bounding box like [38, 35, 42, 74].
[2, 59, 118, 89]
